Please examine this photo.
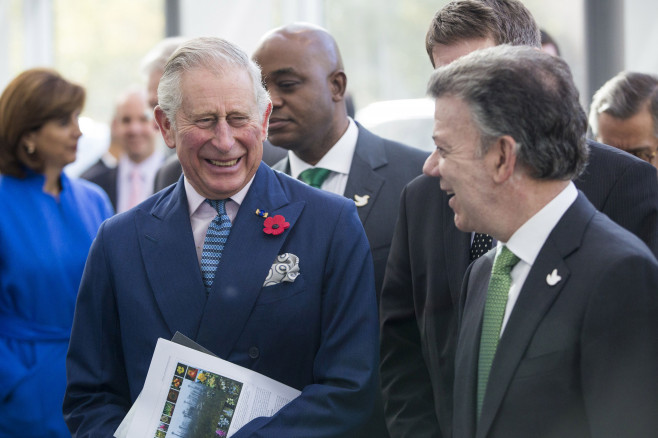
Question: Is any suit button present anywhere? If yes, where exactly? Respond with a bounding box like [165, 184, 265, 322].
[248, 347, 259, 359]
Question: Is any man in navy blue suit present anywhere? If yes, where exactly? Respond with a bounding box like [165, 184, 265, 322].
[64, 37, 378, 437]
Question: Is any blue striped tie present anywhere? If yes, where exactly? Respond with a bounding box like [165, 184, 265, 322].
[200, 199, 232, 291]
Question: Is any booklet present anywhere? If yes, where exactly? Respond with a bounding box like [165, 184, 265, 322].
[114, 335, 300, 438]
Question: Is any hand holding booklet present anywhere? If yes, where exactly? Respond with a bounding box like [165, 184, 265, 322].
[114, 334, 300, 438]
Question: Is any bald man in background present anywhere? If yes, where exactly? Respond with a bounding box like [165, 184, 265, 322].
[83, 88, 163, 212]
[253, 23, 428, 438]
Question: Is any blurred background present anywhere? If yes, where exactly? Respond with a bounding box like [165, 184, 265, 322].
[2, 0, 657, 172]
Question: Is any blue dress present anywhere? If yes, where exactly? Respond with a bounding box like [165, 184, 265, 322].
[0, 170, 113, 437]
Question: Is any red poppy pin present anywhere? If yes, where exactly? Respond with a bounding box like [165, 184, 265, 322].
[263, 215, 290, 236]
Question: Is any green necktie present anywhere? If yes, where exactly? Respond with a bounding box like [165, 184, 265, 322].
[477, 245, 519, 420]
[298, 167, 331, 189]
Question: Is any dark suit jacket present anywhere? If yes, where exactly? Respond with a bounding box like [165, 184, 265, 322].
[153, 141, 288, 192]
[64, 163, 379, 437]
[379, 140, 658, 438]
[80, 159, 118, 210]
[272, 124, 428, 294]
[454, 193, 658, 437]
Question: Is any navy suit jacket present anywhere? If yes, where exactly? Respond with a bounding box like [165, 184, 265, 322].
[379, 140, 658, 438]
[454, 193, 658, 437]
[80, 159, 118, 210]
[273, 124, 428, 294]
[64, 162, 379, 437]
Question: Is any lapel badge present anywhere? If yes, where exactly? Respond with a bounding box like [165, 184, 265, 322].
[255, 208, 269, 218]
[354, 194, 370, 207]
[546, 269, 562, 286]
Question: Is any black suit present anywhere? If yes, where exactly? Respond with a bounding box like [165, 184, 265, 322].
[80, 159, 118, 210]
[454, 193, 658, 437]
[380, 140, 658, 438]
[273, 124, 427, 438]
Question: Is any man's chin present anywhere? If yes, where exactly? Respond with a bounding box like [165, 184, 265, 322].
[266, 133, 298, 151]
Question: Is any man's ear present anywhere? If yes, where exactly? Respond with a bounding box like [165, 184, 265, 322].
[490, 135, 517, 184]
[261, 102, 272, 139]
[329, 70, 347, 102]
[154, 106, 176, 149]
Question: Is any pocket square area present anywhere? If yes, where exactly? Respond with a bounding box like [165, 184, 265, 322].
[263, 253, 300, 287]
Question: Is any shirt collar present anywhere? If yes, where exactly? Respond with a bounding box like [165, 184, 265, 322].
[184, 173, 254, 217]
[289, 117, 358, 178]
[502, 182, 577, 266]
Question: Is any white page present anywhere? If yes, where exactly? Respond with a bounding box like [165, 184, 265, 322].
[122, 338, 300, 438]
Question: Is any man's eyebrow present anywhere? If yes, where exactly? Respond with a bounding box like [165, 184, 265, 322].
[266, 67, 298, 79]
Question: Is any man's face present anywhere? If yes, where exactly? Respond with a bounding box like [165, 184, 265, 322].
[597, 107, 658, 167]
[431, 95, 495, 232]
[252, 35, 337, 156]
[431, 37, 497, 67]
[113, 93, 157, 163]
[156, 67, 268, 200]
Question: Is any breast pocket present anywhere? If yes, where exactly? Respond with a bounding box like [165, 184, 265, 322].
[255, 275, 306, 306]
[515, 346, 577, 380]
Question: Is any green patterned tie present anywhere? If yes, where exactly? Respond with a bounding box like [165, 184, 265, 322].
[477, 245, 519, 420]
[298, 167, 331, 189]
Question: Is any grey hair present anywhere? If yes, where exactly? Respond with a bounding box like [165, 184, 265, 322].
[589, 71, 658, 138]
[158, 37, 271, 129]
[428, 44, 588, 180]
[140, 37, 188, 77]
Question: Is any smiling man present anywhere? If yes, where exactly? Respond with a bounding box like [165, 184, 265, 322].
[379, 2, 658, 438]
[438, 44, 658, 438]
[64, 37, 379, 437]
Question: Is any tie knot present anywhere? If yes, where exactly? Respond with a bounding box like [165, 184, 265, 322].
[492, 246, 519, 274]
[298, 167, 331, 189]
[206, 199, 227, 215]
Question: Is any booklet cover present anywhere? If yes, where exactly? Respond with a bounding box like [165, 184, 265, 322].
[115, 336, 300, 438]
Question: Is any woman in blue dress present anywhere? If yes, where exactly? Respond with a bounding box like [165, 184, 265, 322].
[0, 68, 114, 437]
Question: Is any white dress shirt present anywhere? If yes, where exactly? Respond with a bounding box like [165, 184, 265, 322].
[498, 182, 577, 335]
[185, 176, 254, 264]
[116, 150, 164, 213]
[288, 117, 358, 196]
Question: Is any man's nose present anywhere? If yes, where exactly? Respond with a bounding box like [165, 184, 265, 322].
[423, 149, 441, 177]
[268, 88, 283, 107]
[212, 120, 236, 151]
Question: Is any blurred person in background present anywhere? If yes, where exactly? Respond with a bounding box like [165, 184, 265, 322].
[589, 71, 658, 169]
[540, 28, 561, 57]
[82, 88, 163, 213]
[79, 126, 122, 184]
[0, 68, 113, 437]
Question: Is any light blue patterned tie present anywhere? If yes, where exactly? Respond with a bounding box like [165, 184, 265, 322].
[200, 199, 232, 292]
[477, 245, 519, 420]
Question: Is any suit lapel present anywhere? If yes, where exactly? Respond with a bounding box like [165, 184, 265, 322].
[343, 126, 387, 224]
[136, 179, 207, 337]
[476, 194, 594, 437]
[456, 254, 494, 438]
[195, 163, 305, 358]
